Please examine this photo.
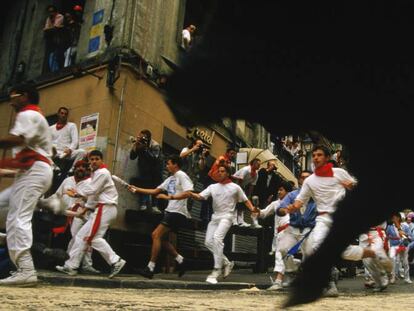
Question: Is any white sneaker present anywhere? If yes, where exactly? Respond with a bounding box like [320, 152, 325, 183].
[56, 265, 78, 276]
[0, 271, 37, 286]
[404, 279, 413, 284]
[223, 261, 234, 278]
[267, 281, 283, 291]
[323, 281, 339, 297]
[81, 266, 101, 275]
[138, 205, 147, 211]
[250, 222, 262, 229]
[389, 274, 396, 285]
[206, 269, 221, 284]
[109, 258, 126, 278]
[238, 221, 251, 228]
[150, 206, 162, 214]
[0, 232, 6, 246]
[373, 274, 389, 292]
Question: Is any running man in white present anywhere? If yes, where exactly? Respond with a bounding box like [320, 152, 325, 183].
[0, 83, 53, 286]
[255, 181, 293, 290]
[360, 222, 391, 291]
[189, 165, 259, 284]
[128, 155, 193, 279]
[56, 150, 126, 278]
[279, 145, 391, 296]
[48, 160, 100, 274]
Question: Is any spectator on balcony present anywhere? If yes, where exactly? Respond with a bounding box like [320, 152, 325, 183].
[62, 12, 81, 68]
[43, 5, 65, 72]
[129, 129, 162, 213]
[50, 107, 86, 174]
[253, 161, 283, 209]
[181, 24, 196, 51]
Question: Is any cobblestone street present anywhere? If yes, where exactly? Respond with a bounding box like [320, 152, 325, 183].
[2, 285, 414, 310]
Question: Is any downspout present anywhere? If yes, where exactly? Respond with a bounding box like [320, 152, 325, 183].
[112, 77, 127, 174]
[6, 0, 29, 86]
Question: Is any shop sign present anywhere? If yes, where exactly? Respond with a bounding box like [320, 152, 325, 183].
[187, 127, 215, 145]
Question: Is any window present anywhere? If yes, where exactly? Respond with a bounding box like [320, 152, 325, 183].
[180, 0, 216, 48]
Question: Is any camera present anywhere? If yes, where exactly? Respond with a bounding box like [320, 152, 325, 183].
[139, 136, 149, 145]
[197, 143, 210, 156]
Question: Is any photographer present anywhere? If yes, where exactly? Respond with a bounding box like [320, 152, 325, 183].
[180, 139, 208, 182]
[130, 130, 162, 212]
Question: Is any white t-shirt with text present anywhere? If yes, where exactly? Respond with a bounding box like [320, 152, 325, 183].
[158, 170, 194, 218]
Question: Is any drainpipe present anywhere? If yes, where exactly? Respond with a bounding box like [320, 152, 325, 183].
[112, 77, 127, 174]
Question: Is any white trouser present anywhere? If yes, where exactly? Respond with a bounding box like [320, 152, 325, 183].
[204, 214, 233, 269]
[360, 231, 387, 285]
[305, 215, 363, 261]
[56, 149, 87, 169]
[276, 226, 311, 274]
[65, 205, 119, 269]
[68, 213, 93, 269]
[271, 231, 278, 252]
[389, 245, 410, 280]
[7, 161, 52, 272]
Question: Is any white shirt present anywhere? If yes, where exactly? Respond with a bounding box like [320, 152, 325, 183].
[158, 170, 193, 218]
[233, 165, 258, 188]
[77, 167, 118, 206]
[55, 176, 77, 208]
[49, 122, 79, 152]
[296, 167, 357, 214]
[259, 199, 290, 230]
[199, 182, 247, 217]
[181, 29, 191, 49]
[10, 110, 52, 158]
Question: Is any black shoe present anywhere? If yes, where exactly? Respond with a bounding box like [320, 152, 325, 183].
[177, 260, 187, 278]
[135, 266, 154, 279]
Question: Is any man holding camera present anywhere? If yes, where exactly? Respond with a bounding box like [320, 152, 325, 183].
[129, 129, 162, 212]
[180, 139, 208, 182]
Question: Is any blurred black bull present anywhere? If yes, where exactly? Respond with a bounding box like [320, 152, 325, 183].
[165, 0, 412, 307]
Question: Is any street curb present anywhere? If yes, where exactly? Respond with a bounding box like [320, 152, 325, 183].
[38, 274, 258, 290]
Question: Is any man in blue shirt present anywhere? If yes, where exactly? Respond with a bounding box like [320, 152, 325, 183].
[274, 171, 317, 287]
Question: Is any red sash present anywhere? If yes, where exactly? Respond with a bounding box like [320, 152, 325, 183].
[0, 148, 50, 169]
[277, 223, 289, 233]
[52, 203, 81, 236]
[84, 203, 104, 244]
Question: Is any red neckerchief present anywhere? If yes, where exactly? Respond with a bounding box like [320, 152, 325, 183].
[56, 122, 67, 130]
[314, 162, 334, 177]
[19, 104, 43, 114]
[99, 163, 108, 169]
[220, 178, 233, 184]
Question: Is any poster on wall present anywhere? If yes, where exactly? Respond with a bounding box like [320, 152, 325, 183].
[88, 9, 104, 55]
[79, 113, 99, 151]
